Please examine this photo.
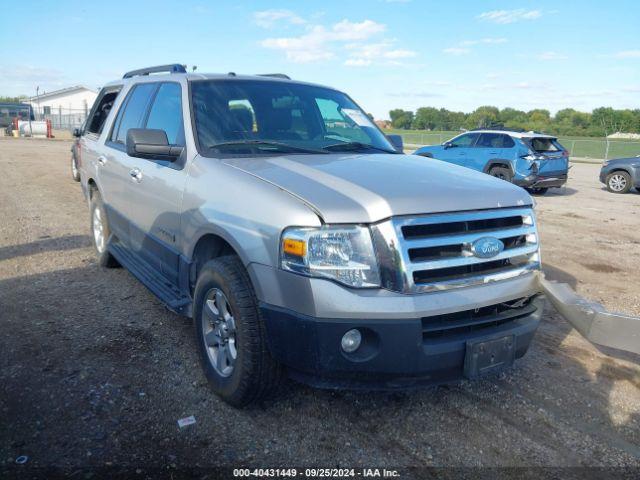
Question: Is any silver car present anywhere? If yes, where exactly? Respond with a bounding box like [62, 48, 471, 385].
[78, 64, 638, 406]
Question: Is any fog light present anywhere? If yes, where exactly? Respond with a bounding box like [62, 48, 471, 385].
[341, 329, 362, 353]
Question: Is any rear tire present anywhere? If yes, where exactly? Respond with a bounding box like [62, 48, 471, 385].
[89, 191, 119, 267]
[606, 171, 632, 194]
[194, 256, 282, 407]
[489, 166, 513, 182]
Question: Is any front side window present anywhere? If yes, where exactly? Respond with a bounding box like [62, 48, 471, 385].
[450, 133, 479, 147]
[191, 79, 395, 155]
[145, 83, 185, 146]
[111, 83, 156, 144]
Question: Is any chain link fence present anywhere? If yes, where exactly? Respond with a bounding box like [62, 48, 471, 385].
[33, 107, 88, 131]
[395, 131, 640, 161]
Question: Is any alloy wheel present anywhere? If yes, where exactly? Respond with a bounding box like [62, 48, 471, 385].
[202, 288, 237, 377]
[609, 174, 627, 192]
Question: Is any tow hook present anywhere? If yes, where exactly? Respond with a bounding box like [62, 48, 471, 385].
[537, 272, 640, 355]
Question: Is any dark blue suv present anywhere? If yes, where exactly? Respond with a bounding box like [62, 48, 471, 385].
[414, 129, 570, 194]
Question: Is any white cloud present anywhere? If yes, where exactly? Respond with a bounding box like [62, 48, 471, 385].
[260, 19, 412, 64]
[253, 9, 306, 28]
[0, 65, 67, 94]
[445, 38, 507, 56]
[344, 41, 416, 67]
[613, 50, 640, 59]
[477, 9, 542, 24]
[332, 19, 386, 40]
[345, 58, 372, 67]
[443, 47, 470, 56]
[536, 51, 568, 60]
[460, 37, 507, 46]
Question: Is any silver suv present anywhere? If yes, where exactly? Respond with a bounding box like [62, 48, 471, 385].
[76, 64, 628, 406]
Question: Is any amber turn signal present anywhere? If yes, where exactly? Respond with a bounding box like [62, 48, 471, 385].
[282, 238, 306, 257]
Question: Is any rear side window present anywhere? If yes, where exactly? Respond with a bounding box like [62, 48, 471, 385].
[86, 88, 121, 135]
[477, 133, 515, 148]
[450, 133, 479, 147]
[111, 83, 156, 144]
[145, 83, 185, 146]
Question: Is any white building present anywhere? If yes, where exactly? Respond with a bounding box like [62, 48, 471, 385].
[23, 85, 98, 129]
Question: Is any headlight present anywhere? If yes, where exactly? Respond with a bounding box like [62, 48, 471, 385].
[602, 160, 610, 167]
[280, 225, 380, 288]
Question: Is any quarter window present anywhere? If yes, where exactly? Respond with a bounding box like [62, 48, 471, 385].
[86, 87, 121, 135]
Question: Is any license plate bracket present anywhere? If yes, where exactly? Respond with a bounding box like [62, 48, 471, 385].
[464, 335, 516, 379]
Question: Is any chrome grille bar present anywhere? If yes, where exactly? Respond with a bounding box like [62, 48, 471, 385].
[371, 207, 540, 294]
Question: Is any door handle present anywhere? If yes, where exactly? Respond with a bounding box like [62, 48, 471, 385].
[97, 155, 107, 166]
[129, 167, 143, 183]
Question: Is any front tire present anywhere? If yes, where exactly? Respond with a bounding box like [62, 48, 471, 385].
[90, 191, 119, 267]
[529, 187, 548, 195]
[194, 256, 282, 407]
[489, 166, 513, 182]
[606, 171, 632, 194]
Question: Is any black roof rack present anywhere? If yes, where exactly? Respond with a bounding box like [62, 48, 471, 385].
[469, 125, 525, 133]
[123, 64, 187, 79]
[257, 73, 291, 80]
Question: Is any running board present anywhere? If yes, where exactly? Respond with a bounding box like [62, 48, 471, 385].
[109, 241, 191, 315]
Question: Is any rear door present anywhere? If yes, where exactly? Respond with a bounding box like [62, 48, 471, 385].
[81, 86, 122, 202]
[475, 133, 515, 171]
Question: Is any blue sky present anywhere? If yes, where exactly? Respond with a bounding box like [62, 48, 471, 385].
[1, 0, 638, 119]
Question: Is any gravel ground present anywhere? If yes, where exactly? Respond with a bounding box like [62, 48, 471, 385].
[1, 139, 639, 476]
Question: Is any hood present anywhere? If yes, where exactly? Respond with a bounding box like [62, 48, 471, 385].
[222, 153, 532, 223]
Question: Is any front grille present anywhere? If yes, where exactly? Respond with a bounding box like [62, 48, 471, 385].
[421, 297, 537, 341]
[371, 207, 540, 293]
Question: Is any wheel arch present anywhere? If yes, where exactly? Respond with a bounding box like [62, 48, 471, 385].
[607, 167, 633, 176]
[484, 160, 515, 175]
[186, 228, 251, 294]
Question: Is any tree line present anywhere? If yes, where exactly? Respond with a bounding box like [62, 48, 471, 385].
[389, 106, 640, 137]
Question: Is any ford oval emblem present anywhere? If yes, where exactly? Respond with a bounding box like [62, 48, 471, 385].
[470, 237, 504, 259]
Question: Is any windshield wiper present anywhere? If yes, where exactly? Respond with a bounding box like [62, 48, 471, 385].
[208, 140, 327, 155]
[323, 141, 398, 154]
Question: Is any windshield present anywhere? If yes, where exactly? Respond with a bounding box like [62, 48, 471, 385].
[191, 79, 395, 155]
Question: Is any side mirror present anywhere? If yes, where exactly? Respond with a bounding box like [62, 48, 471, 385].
[443, 141, 454, 149]
[73, 128, 82, 138]
[126, 128, 183, 161]
[386, 134, 404, 152]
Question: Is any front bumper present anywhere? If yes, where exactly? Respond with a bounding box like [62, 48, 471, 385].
[540, 275, 640, 355]
[260, 296, 544, 389]
[514, 172, 568, 188]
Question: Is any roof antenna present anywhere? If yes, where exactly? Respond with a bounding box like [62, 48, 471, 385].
[228, 72, 236, 77]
